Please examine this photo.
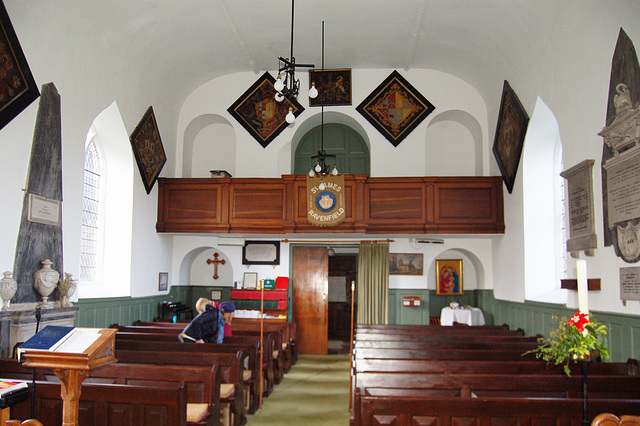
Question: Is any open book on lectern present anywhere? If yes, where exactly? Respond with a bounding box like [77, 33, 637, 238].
[17, 325, 103, 360]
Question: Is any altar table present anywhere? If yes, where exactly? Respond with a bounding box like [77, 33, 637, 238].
[440, 307, 485, 326]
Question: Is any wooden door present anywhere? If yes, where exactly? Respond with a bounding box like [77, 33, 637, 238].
[292, 246, 328, 354]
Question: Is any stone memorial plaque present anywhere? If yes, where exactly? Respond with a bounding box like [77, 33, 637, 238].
[560, 160, 597, 256]
[620, 266, 640, 302]
[603, 148, 640, 229]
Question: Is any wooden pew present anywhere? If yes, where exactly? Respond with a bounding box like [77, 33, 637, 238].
[353, 332, 540, 342]
[353, 371, 640, 399]
[354, 347, 539, 361]
[115, 336, 264, 413]
[354, 389, 640, 426]
[354, 358, 640, 376]
[354, 339, 541, 351]
[114, 323, 283, 388]
[0, 358, 221, 426]
[115, 349, 247, 426]
[10, 381, 188, 426]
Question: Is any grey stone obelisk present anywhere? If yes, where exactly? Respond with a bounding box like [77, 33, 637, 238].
[13, 82, 63, 304]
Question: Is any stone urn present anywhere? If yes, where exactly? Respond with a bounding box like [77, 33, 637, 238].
[58, 272, 77, 308]
[0, 271, 17, 310]
[34, 259, 59, 308]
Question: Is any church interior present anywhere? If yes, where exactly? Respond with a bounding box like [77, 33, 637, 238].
[0, 1, 640, 424]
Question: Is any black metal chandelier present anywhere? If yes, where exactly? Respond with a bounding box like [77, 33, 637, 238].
[274, 0, 317, 124]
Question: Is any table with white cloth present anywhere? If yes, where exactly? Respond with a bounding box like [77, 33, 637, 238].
[440, 307, 485, 326]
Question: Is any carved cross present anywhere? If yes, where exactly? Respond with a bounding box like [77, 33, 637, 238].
[206, 252, 225, 280]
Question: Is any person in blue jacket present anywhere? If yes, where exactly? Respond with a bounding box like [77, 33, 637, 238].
[179, 300, 235, 343]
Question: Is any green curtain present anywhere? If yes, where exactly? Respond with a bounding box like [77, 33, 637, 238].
[356, 242, 389, 324]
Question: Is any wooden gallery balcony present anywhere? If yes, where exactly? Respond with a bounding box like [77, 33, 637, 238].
[156, 175, 505, 235]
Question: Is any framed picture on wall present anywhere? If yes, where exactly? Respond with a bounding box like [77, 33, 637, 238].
[130, 106, 167, 194]
[435, 259, 463, 295]
[389, 253, 424, 275]
[492, 80, 529, 194]
[243, 272, 258, 289]
[242, 241, 280, 265]
[158, 272, 168, 291]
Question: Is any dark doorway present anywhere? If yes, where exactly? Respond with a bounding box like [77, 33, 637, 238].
[328, 253, 357, 354]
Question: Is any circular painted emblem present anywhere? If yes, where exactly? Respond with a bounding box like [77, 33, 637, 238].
[315, 191, 336, 212]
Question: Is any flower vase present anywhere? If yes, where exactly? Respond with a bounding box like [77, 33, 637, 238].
[34, 259, 59, 308]
[58, 273, 77, 308]
[0, 271, 18, 310]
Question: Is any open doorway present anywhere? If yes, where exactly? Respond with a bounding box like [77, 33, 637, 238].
[328, 252, 357, 354]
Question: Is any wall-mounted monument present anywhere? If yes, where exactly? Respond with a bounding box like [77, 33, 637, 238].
[599, 28, 640, 263]
[560, 160, 597, 257]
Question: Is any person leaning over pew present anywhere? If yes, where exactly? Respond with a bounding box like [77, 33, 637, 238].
[179, 299, 235, 343]
[195, 297, 235, 339]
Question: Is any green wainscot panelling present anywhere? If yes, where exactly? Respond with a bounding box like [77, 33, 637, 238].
[75, 286, 235, 329]
[476, 290, 640, 363]
[389, 289, 430, 325]
[75, 295, 168, 328]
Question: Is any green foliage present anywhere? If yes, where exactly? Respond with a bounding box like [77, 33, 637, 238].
[525, 312, 610, 376]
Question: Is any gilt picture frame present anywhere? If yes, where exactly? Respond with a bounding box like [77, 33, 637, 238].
[492, 80, 530, 194]
[130, 106, 167, 194]
[228, 72, 304, 148]
[0, 0, 40, 131]
[436, 259, 463, 295]
[309, 68, 352, 106]
[356, 70, 435, 147]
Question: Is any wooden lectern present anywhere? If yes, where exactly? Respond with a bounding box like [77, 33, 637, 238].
[21, 328, 117, 426]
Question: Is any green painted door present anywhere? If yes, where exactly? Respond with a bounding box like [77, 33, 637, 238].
[294, 123, 370, 175]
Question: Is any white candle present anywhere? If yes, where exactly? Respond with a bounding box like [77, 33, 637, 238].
[576, 260, 589, 314]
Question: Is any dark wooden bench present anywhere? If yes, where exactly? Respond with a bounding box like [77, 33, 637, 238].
[354, 339, 541, 351]
[354, 358, 640, 376]
[354, 347, 538, 361]
[115, 349, 247, 426]
[353, 388, 640, 426]
[115, 335, 264, 413]
[115, 323, 284, 387]
[0, 358, 221, 426]
[10, 381, 188, 426]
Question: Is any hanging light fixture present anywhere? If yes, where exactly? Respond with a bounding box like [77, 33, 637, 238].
[274, 0, 316, 123]
[308, 21, 338, 178]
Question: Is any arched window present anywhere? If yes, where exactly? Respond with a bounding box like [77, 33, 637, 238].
[523, 97, 567, 303]
[80, 140, 104, 283]
[78, 102, 134, 298]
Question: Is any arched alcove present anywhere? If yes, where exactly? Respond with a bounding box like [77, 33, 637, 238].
[179, 246, 234, 287]
[429, 248, 485, 291]
[183, 114, 236, 177]
[291, 111, 371, 174]
[425, 110, 483, 176]
[522, 97, 567, 304]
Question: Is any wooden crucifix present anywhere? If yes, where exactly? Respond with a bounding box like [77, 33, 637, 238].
[206, 252, 225, 280]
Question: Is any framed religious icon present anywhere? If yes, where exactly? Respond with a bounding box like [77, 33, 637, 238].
[227, 72, 304, 148]
[309, 68, 352, 106]
[130, 106, 167, 194]
[0, 1, 40, 131]
[356, 70, 435, 146]
[436, 259, 463, 295]
[492, 80, 529, 194]
[389, 253, 424, 275]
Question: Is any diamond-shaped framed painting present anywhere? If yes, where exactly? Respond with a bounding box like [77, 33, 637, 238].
[228, 72, 304, 148]
[356, 70, 435, 146]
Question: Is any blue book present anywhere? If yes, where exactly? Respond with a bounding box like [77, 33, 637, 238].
[17, 325, 76, 359]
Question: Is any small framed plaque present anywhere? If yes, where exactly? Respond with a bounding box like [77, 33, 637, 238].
[242, 241, 280, 265]
[243, 272, 258, 289]
[210, 290, 222, 301]
[27, 193, 61, 226]
[158, 272, 168, 291]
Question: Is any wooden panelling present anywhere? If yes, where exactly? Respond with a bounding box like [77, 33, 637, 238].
[157, 175, 505, 235]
